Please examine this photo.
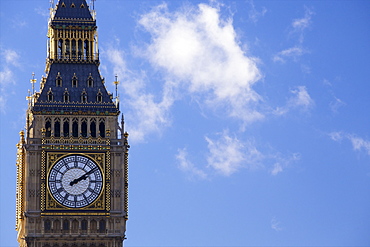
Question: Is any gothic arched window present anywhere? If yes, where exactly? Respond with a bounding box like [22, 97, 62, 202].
[78, 40, 83, 59]
[72, 74, 78, 87]
[72, 119, 78, 137]
[53, 220, 60, 231]
[99, 220, 106, 233]
[99, 121, 105, 138]
[72, 39, 76, 58]
[47, 88, 54, 102]
[81, 119, 87, 137]
[72, 219, 79, 231]
[84, 40, 89, 59]
[97, 90, 103, 103]
[54, 119, 60, 137]
[63, 219, 69, 232]
[63, 118, 69, 137]
[45, 120, 51, 137]
[90, 220, 97, 233]
[56, 73, 62, 87]
[87, 75, 94, 87]
[81, 219, 88, 231]
[65, 39, 70, 58]
[58, 39, 63, 58]
[90, 120, 96, 138]
[44, 220, 51, 233]
[63, 89, 69, 102]
[81, 90, 87, 103]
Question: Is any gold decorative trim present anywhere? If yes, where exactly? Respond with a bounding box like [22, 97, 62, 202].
[42, 152, 110, 213]
[124, 132, 129, 220]
[15, 131, 25, 230]
[41, 212, 110, 216]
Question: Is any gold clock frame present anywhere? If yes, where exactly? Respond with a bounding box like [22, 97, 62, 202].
[41, 151, 111, 215]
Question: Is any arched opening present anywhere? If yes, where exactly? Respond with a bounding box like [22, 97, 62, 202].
[90, 121, 96, 137]
[53, 219, 60, 232]
[78, 40, 83, 59]
[45, 121, 51, 137]
[58, 39, 63, 58]
[84, 40, 89, 59]
[63, 119, 69, 137]
[47, 90, 53, 102]
[72, 39, 76, 59]
[64, 91, 69, 102]
[87, 76, 94, 87]
[44, 219, 51, 233]
[72, 120, 78, 137]
[90, 220, 97, 233]
[63, 219, 69, 232]
[99, 121, 105, 138]
[99, 219, 106, 233]
[72, 219, 79, 232]
[81, 120, 87, 137]
[54, 120, 60, 137]
[81, 91, 87, 103]
[72, 75, 78, 87]
[65, 39, 70, 58]
[97, 90, 103, 103]
[56, 73, 62, 87]
[81, 219, 88, 232]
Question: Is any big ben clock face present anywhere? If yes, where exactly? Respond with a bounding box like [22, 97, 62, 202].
[48, 154, 103, 208]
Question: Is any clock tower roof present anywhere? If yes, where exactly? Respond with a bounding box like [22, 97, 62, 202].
[54, 0, 93, 20]
[31, 0, 120, 115]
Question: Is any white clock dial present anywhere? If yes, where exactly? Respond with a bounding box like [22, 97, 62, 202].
[48, 154, 103, 208]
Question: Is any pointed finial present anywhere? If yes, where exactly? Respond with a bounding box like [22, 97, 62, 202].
[30, 72, 36, 94]
[114, 74, 120, 103]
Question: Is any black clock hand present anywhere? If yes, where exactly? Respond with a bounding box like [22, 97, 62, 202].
[70, 167, 98, 186]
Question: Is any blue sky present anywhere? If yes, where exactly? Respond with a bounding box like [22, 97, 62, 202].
[1, 0, 370, 246]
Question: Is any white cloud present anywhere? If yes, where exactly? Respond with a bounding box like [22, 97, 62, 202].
[0, 67, 14, 86]
[205, 130, 263, 176]
[175, 130, 299, 177]
[273, 7, 313, 63]
[329, 131, 343, 142]
[273, 86, 314, 115]
[139, 3, 263, 124]
[270, 163, 283, 176]
[329, 96, 346, 113]
[347, 135, 370, 156]
[106, 2, 266, 141]
[289, 86, 314, 108]
[330, 132, 370, 156]
[176, 148, 208, 180]
[291, 7, 314, 43]
[105, 47, 174, 143]
[269, 153, 300, 176]
[0, 49, 19, 113]
[271, 217, 283, 232]
[273, 46, 307, 63]
[247, 0, 267, 23]
[3, 49, 20, 67]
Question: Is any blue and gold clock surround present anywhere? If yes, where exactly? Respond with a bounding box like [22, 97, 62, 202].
[42, 151, 110, 214]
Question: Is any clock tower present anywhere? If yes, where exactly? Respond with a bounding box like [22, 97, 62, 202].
[15, 1, 129, 246]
